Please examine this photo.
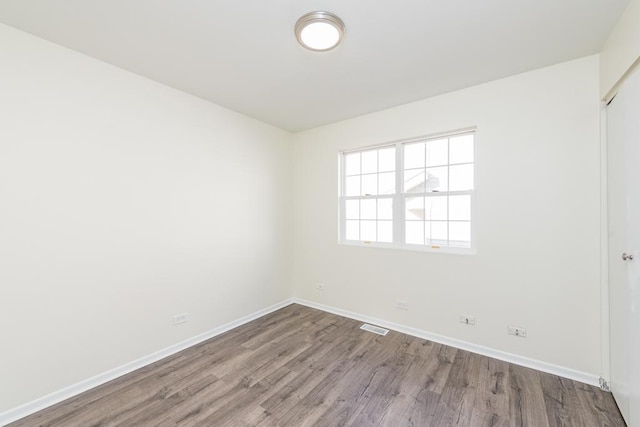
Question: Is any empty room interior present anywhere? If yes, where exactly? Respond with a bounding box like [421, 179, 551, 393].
[1, 1, 640, 426]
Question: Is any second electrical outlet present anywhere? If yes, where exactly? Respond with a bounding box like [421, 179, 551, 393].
[508, 325, 527, 338]
[459, 314, 476, 325]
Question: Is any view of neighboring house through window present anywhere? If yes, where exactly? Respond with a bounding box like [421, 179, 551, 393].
[340, 130, 475, 252]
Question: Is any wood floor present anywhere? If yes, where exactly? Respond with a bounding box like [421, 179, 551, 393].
[10, 304, 625, 426]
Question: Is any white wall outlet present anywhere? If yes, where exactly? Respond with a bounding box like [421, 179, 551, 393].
[396, 299, 409, 310]
[315, 283, 324, 291]
[173, 313, 188, 325]
[508, 325, 527, 338]
[459, 314, 476, 325]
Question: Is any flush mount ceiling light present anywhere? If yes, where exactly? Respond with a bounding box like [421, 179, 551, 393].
[295, 11, 345, 52]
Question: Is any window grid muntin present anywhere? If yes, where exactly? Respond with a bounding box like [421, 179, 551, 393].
[403, 191, 472, 249]
[342, 195, 394, 243]
[341, 142, 395, 243]
[343, 146, 396, 197]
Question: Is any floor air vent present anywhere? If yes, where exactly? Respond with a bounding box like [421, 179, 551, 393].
[360, 323, 389, 336]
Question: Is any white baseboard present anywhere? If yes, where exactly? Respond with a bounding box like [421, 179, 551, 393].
[0, 298, 295, 427]
[1, 296, 601, 426]
[292, 298, 600, 387]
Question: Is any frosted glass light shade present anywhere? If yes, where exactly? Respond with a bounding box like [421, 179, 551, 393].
[295, 11, 345, 51]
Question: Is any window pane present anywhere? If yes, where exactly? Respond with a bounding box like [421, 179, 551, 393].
[361, 174, 377, 195]
[361, 150, 378, 174]
[425, 221, 447, 243]
[449, 195, 471, 221]
[345, 153, 360, 176]
[405, 196, 424, 221]
[425, 196, 447, 220]
[404, 142, 425, 169]
[449, 164, 474, 191]
[378, 198, 393, 220]
[378, 221, 393, 242]
[404, 169, 425, 193]
[425, 166, 448, 192]
[379, 172, 395, 195]
[345, 200, 360, 219]
[361, 199, 376, 220]
[345, 220, 359, 240]
[449, 221, 471, 247]
[450, 134, 474, 164]
[405, 221, 424, 244]
[378, 147, 395, 172]
[346, 176, 360, 196]
[361, 220, 376, 241]
[426, 139, 448, 167]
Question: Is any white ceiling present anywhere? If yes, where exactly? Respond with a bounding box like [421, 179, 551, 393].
[0, 0, 629, 132]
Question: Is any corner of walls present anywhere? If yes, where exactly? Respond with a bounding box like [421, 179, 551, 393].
[0, 23, 294, 414]
[291, 56, 602, 378]
[600, 0, 640, 100]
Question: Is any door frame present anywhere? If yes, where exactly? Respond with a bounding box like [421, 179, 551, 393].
[600, 101, 611, 388]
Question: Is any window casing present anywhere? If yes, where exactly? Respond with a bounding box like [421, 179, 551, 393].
[340, 130, 475, 253]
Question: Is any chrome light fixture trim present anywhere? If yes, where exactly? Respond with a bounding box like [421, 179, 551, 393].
[295, 11, 345, 52]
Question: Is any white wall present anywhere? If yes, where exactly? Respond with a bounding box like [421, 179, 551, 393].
[292, 56, 602, 375]
[600, 0, 640, 100]
[0, 23, 292, 412]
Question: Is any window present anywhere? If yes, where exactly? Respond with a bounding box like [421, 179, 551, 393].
[340, 130, 475, 253]
[343, 146, 396, 243]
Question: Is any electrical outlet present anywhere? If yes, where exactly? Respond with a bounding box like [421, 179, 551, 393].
[459, 314, 475, 325]
[173, 313, 188, 325]
[508, 325, 527, 338]
[396, 299, 409, 310]
[315, 283, 324, 291]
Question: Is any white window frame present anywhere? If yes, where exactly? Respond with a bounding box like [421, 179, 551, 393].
[339, 129, 476, 255]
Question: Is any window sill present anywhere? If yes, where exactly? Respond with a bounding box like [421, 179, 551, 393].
[339, 240, 476, 255]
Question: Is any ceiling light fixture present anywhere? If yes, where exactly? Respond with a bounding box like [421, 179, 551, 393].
[295, 11, 345, 52]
